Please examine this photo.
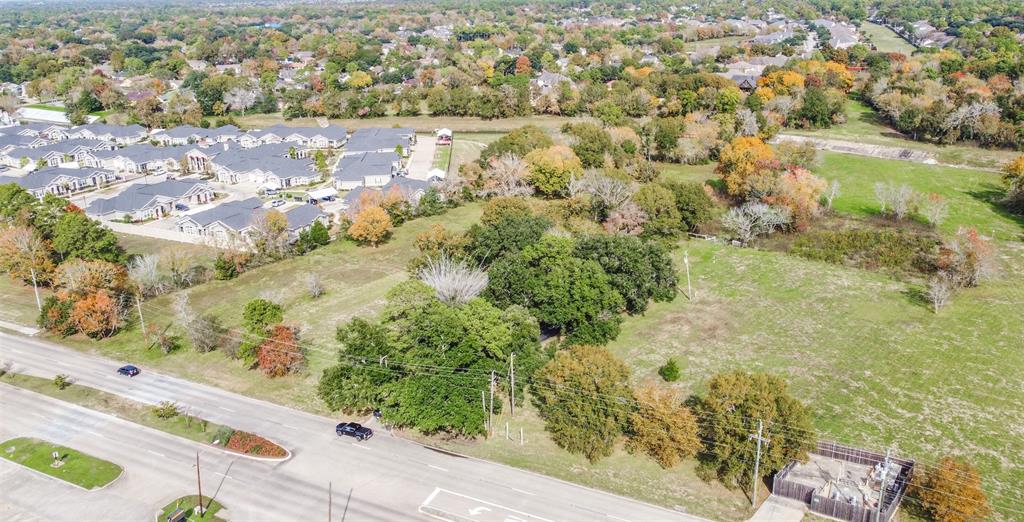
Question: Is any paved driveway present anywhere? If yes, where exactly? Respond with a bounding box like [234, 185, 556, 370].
[406, 134, 438, 180]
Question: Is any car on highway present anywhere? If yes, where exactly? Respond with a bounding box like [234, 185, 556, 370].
[117, 364, 141, 377]
[335, 422, 373, 441]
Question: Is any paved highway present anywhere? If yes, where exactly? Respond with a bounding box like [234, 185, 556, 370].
[0, 332, 710, 522]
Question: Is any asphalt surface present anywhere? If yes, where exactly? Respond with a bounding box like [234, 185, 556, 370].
[0, 332, 710, 522]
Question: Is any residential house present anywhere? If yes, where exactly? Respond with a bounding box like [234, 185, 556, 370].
[813, 19, 860, 49]
[0, 133, 49, 154]
[87, 178, 213, 221]
[341, 176, 436, 215]
[0, 166, 121, 198]
[212, 147, 318, 188]
[243, 125, 347, 150]
[531, 71, 572, 97]
[343, 127, 415, 156]
[151, 125, 241, 146]
[0, 139, 116, 169]
[68, 124, 149, 145]
[84, 144, 211, 174]
[332, 151, 401, 190]
[176, 197, 328, 243]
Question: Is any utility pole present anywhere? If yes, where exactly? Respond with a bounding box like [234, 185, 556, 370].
[749, 420, 770, 508]
[30, 268, 41, 311]
[509, 352, 516, 416]
[488, 370, 495, 437]
[195, 452, 204, 515]
[481, 390, 487, 437]
[328, 481, 332, 522]
[135, 294, 146, 333]
[683, 250, 692, 300]
[876, 448, 892, 522]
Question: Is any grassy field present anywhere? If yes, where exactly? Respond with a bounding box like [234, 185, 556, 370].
[1, 373, 234, 446]
[0, 436, 122, 489]
[860, 22, 918, 55]
[59, 203, 483, 414]
[235, 113, 593, 133]
[607, 154, 1024, 518]
[158, 495, 225, 522]
[433, 143, 452, 171]
[686, 35, 749, 51]
[785, 100, 1020, 170]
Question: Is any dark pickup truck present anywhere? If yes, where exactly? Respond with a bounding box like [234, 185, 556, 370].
[335, 422, 373, 441]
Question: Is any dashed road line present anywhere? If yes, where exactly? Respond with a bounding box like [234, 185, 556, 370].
[218, 406, 236, 412]
[427, 464, 449, 472]
[350, 442, 372, 450]
[146, 450, 167, 458]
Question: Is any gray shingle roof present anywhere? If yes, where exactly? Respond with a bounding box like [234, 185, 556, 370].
[0, 166, 115, 190]
[284, 203, 326, 230]
[345, 127, 413, 153]
[74, 123, 148, 139]
[87, 178, 208, 214]
[254, 124, 347, 141]
[183, 197, 264, 229]
[332, 151, 399, 182]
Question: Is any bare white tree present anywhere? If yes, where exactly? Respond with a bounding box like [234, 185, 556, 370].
[258, 288, 284, 305]
[942, 101, 1001, 139]
[417, 254, 489, 305]
[567, 170, 635, 209]
[128, 254, 164, 296]
[720, 203, 791, 244]
[478, 153, 533, 197]
[736, 108, 759, 136]
[603, 201, 648, 236]
[223, 86, 257, 114]
[822, 179, 840, 211]
[917, 193, 949, 227]
[161, 248, 199, 288]
[305, 272, 324, 299]
[874, 182, 916, 220]
[925, 273, 955, 313]
[173, 292, 221, 352]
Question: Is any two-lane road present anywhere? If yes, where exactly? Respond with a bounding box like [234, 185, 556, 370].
[0, 332, 711, 522]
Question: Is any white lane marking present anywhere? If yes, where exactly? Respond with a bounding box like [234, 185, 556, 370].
[8, 348, 22, 354]
[427, 464, 448, 472]
[506, 485, 535, 496]
[84, 430, 105, 438]
[280, 423, 298, 430]
[214, 471, 235, 480]
[607, 515, 633, 522]
[350, 442, 372, 450]
[146, 450, 167, 458]
[218, 406, 236, 412]
[55, 361, 72, 367]
[421, 488, 554, 522]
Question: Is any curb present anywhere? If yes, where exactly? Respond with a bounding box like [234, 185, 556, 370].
[216, 442, 291, 463]
[0, 445, 125, 492]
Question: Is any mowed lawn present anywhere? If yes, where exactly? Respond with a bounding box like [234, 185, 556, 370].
[0, 437, 123, 490]
[61, 203, 483, 413]
[608, 155, 1024, 517]
[785, 100, 1021, 170]
[859, 22, 918, 55]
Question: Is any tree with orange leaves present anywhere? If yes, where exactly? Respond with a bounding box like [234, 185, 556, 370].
[910, 456, 991, 522]
[715, 136, 776, 198]
[514, 55, 532, 76]
[0, 226, 55, 283]
[69, 289, 122, 339]
[257, 324, 304, 377]
[347, 206, 392, 247]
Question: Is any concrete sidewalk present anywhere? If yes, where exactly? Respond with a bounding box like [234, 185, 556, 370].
[748, 495, 806, 522]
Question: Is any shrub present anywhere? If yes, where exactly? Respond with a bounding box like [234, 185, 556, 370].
[210, 426, 235, 446]
[53, 374, 72, 390]
[213, 253, 237, 280]
[658, 358, 681, 382]
[225, 431, 287, 457]
[153, 401, 181, 419]
[790, 227, 939, 273]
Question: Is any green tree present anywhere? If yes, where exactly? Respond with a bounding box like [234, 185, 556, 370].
[532, 345, 633, 462]
[478, 125, 553, 166]
[661, 181, 716, 230]
[658, 358, 681, 382]
[691, 371, 817, 488]
[213, 253, 238, 280]
[524, 145, 583, 196]
[466, 212, 551, 266]
[239, 298, 283, 362]
[573, 235, 677, 314]
[314, 150, 329, 176]
[631, 184, 682, 237]
[563, 123, 614, 169]
[0, 184, 38, 225]
[485, 236, 624, 344]
[51, 212, 125, 263]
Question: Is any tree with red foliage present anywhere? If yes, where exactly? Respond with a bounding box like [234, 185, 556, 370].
[515, 55, 532, 76]
[257, 324, 304, 377]
[69, 290, 122, 339]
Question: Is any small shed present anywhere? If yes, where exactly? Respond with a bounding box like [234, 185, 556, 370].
[307, 186, 338, 202]
[435, 128, 453, 145]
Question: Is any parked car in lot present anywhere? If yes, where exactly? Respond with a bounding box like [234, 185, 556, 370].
[117, 364, 140, 377]
[335, 422, 373, 441]
[270, 199, 286, 207]
[175, 203, 189, 211]
[265, 188, 278, 196]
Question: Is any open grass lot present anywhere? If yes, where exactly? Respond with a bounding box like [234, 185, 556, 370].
[687, 35, 749, 51]
[860, 22, 918, 55]
[1, 373, 232, 446]
[60, 203, 483, 414]
[405, 398, 753, 521]
[0, 276, 46, 327]
[235, 113, 593, 133]
[785, 100, 1021, 171]
[607, 155, 1024, 518]
[158, 495, 225, 522]
[0, 436, 122, 490]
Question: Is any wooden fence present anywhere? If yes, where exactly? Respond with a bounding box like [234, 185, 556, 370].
[772, 441, 915, 522]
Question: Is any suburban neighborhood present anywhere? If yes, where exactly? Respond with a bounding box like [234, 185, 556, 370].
[0, 1, 1020, 522]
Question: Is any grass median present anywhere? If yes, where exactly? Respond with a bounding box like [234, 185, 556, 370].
[0, 437, 122, 490]
[158, 495, 225, 522]
[0, 373, 286, 458]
